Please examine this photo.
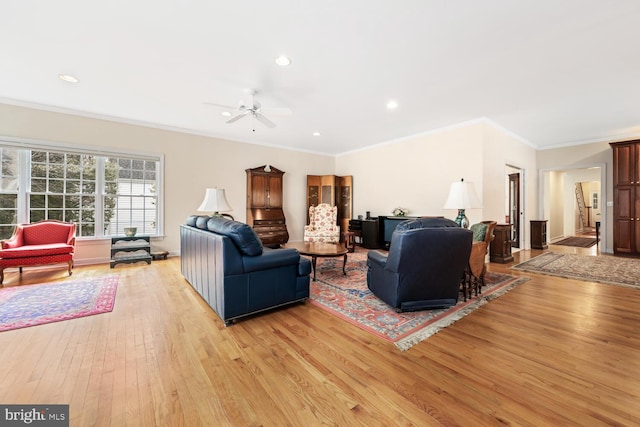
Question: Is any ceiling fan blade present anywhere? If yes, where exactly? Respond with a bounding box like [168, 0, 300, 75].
[226, 112, 248, 124]
[254, 113, 276, 128]
[204, 101, 236, 110]
[260, 107, 292, 116]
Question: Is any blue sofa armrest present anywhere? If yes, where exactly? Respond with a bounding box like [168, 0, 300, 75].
[241, 247, 301, 273]
[298, 257, 311, 276]
[367, 250, 388, 269]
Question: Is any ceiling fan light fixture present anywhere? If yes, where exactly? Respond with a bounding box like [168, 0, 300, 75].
[313, 132, 321, 136]
[386, 100, 398, 110]
[221, 111, 231, 117]
[59, 74, 79, 83]
[275, 55, 291, 66]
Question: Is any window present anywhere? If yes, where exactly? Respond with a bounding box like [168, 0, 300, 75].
[0, 140, 162, 240]
[29, 151, 97, 237]
[0, 147, 19, 238]
[104, 158, 157, 236]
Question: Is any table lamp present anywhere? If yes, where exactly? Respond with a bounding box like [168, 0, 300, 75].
[443, 178, 482, 228]
[197, 188, 234, 220]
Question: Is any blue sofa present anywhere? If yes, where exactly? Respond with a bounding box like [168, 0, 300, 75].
[181, 215, 311, 325]
[367, 217, 472, 311]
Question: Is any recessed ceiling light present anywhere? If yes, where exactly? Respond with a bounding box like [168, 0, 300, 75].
[59, 74, 79, 83]
[275, 55, 291, 66]
[312, 132, 321, 136]
[386, 100, 398, 110]
[221, 111, 232, 117]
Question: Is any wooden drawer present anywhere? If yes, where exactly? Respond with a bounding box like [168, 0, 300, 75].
[253, 225, 286, 232]
[249, 208, 285, 221]
[254, 219, 285, 226]
[256, 229, 288, 237]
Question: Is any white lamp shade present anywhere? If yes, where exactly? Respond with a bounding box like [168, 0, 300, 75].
[197, 188, 232, 213]
[443, 179, 482, 209]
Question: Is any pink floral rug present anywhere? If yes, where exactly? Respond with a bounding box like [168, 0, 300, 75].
[0, 276, 118, 332]
[309, 248, 528, 350]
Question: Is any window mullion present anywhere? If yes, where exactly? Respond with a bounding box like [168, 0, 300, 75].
[18, 150, 29, 224]
[96, 157, 105, 237]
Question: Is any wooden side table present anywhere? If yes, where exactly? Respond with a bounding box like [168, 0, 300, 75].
[343, 231, 356, 252]
[530, 220, 548, 250]
[490, 224, 514, 263]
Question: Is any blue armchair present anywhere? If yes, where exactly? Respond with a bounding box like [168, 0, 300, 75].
[367, 217, 472, 311]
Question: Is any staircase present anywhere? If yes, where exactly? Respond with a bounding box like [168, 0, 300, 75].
[575, 183, 589, 230]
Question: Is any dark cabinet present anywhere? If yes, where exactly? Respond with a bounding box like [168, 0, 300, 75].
[246, 165, 289, 247]
[611, 140, 640, 256]
[530, 220, 548, 250]
[490, 224, 514, 263]
[361, 219, 379, 249]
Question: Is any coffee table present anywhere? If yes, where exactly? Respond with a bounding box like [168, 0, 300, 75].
[284, 241, 348, 281]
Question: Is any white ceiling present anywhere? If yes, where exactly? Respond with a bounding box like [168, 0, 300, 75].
[2, 0, 640, 155]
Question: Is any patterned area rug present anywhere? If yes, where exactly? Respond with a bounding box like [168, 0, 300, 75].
[0, 276, 118, 332]
[552, 237, 597, 248]
[512, 252, 640, 289]
[309, 248, 529, 351]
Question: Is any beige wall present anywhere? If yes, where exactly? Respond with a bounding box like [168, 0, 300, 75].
[335, 122, 485, 223]
[0, 103, 334, 264]
[482, 122, 537, 248]
[336, 120, 538, 247]
[544, 171, 565, 241]
[1, 103, 544, 265]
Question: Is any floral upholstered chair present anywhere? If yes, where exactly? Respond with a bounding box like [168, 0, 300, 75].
[303, 203, 340, 243]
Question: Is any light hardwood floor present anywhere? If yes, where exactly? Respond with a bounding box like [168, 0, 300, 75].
[0, 241, 639, 426]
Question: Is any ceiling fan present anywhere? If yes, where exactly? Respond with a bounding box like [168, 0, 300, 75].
[205, 89, 291, 129]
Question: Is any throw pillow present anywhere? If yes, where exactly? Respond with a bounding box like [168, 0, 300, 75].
[470, 223, 488, 242]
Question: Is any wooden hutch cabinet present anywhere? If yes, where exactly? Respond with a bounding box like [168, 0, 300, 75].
[611, 140, 640, 256]
[246, 165, 289, 247]
[306, 175, 353, 236]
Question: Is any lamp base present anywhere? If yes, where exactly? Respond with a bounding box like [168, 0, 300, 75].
[454, 209, 470, 229]
[210, 212, 235, 220]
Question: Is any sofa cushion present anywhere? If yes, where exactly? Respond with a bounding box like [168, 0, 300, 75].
[242, 247, 298, 273]
[206, 217, 263, 256]
[0, 243, 75, 259]
[22, 222, 74, 245]
[470, 222, 488, 242]
[186, 215, 198, 227]
[195, 215, 210, 229]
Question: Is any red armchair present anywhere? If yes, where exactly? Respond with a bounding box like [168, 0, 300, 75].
[0, 220, 76, 285]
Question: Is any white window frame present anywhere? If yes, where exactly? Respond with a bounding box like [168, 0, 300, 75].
[0, 136, 164, 240]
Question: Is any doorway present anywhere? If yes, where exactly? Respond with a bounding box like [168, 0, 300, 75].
[506, 165, 524, 249]
[509, 172, 520, 248]
[541, 166, 604, 246]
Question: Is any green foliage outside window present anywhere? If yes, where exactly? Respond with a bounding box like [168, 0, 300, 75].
[0, 145, 159, 239]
